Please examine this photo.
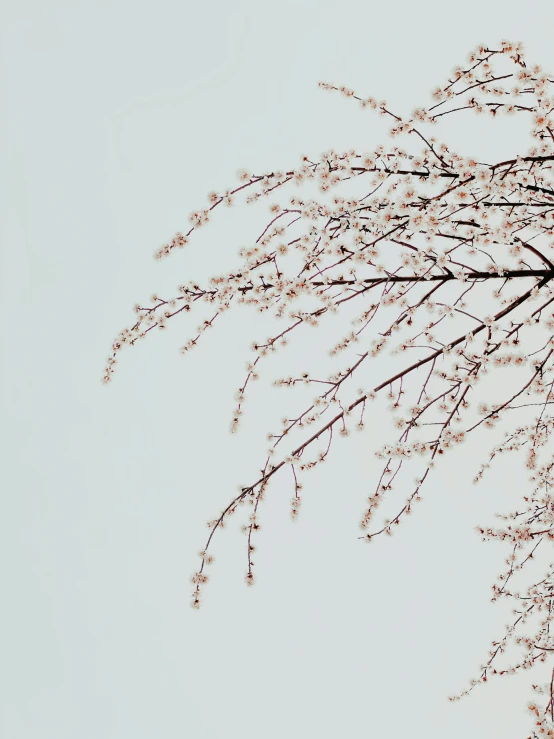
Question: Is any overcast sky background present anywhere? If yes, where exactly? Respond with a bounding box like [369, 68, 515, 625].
[3, 1, 554, 737]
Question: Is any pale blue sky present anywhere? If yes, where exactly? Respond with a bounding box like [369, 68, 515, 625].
[2, 1, 554, 737]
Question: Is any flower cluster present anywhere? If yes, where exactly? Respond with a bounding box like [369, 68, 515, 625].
[106, 41, 554, 736]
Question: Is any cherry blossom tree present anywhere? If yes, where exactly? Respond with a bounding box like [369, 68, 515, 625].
[105, 41, 554, 737]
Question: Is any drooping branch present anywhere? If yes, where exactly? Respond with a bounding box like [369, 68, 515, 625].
[105, 40, 554, 737]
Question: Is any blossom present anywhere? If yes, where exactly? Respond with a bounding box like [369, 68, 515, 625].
[106, 41, 554, 737]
